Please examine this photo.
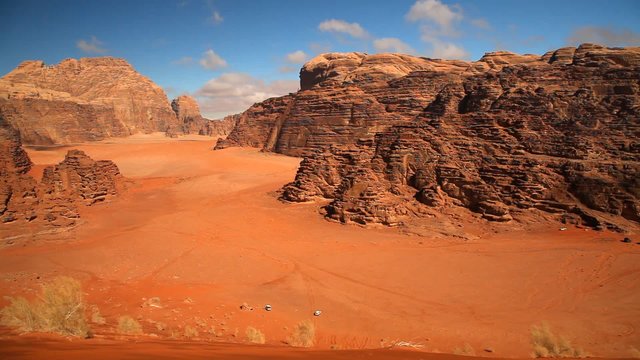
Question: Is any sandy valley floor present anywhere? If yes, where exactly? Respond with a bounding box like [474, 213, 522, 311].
[0, 134, 638, 358]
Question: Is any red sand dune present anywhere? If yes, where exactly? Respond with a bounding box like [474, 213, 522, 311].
[1, 134, 638, 359]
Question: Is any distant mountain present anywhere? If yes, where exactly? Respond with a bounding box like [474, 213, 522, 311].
[0, 57, 179, 144]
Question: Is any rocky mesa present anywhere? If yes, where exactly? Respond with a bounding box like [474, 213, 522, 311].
[0, 115, 122, 230]
[0, 57, 180, 145]
[168, 94, 238, 138]
[217, 44, 640, 232]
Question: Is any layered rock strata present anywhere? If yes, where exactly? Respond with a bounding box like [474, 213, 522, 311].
[218, 44, 640, 231]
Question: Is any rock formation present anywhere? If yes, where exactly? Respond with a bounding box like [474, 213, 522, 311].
[0, 115, 39, 224]
[168, 95, 238, 137]
[0, 57, 179, 145]
[217, 44, 640, 231]
[0, 115, 122, 228]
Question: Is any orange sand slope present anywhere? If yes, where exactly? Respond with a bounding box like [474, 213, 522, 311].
[0, 334, 491, 360]
[1, 134, 639, 358]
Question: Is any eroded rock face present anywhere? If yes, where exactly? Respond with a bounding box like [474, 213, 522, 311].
[0, 57, 179, 145]
[0, 115, 123, 228]
[220, 44, 640, 231]
[168, 95, 238, 137]
[0, 116, 38, 223]
[215, 95, 295, 150]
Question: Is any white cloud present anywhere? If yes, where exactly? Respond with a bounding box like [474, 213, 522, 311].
[373, 38, 416, 54]
[431, 42, 468, 59]
[172, 56, 194, 65]
[471, 18, 490, 30]
[420, 26, 468, 59]
[406, 0, 462, 34]
[279, 66, 298, 73]
[209, 11, 223, 24]
[309, 42, 332, 54]
[318, 19, 369, 39]
[199, 49, 228, 70]
[286, 50, 309, 64]
[195, 73, 299, 118]
[76, 36, 107, 54]
[567, 26, 640, 46]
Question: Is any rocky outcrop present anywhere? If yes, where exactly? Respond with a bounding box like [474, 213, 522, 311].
[214, 95, 294, 149]
[0, 57, 180, 145]
[0, 116, 39, 224]
[219, 44, 640, 231]
[0, 115, 122, 228]
[167, 95, 238, 138]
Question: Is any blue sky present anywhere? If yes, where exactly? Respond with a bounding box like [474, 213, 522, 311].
[2, 0, 639, 118]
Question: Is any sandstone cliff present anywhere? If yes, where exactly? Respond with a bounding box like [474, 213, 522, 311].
[168, 95, 238, 137]
[217, 44, 640, 232]
[0, 57, 179, 145]
[0, 115, 122, 229]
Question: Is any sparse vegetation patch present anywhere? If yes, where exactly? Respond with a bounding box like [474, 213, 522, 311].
[117, 315, 143, 335]
[0, 276, 90, 337]
[287, 320, 315, 347]
[531, 322, 585, 358]
[246, 326, 266, 344]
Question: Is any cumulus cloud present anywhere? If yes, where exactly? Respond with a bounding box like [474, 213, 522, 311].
[76, 36, 107, 54]
[421, 26, 468, 59]
[318, 19, 369, 39]
[567, 26, 640, 47]
[309, 42, 332, 54]
[471, 18, 490, 30]
[431, 42, 468, 59]
[279, 66, 298, 73]
[172, 56, 194, 65]
[406, 0, 462, 35]
[195, 73, 299, 118]
[373, 37, 416, 54]
[209, 10, 223, 24]
[286, 50, 309, 64]
[406, 0, 469, 60]
[199, 49, 227, 70]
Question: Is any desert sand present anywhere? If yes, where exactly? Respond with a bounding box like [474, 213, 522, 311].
[1, 134, 638, 359]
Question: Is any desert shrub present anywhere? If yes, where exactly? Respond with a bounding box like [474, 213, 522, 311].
[184, 325, 199, 338]
[0, 276, 90, 337]
[287, 320, 315, 347]
[531, 322, 585, 358]
[0, 297, 39, 332]
[90, 305, 106, 325]
[117, 315, 142, 335]
[246, 326, 265, 344]
[453, 343, 476, 356]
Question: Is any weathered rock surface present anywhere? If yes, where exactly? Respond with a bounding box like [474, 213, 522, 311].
[0, 115, 122, 228]
[219, 44, 640, 231]
[0, 57, 179, 145]
[0, 115, 39, 224]
[168, 95, 238, 137]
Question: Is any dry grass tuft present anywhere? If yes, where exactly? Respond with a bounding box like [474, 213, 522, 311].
[246, 326, 266, 344]
[184, 325, 199, 338]
[117, 315, 143, 335]
[90, 305, 106, 325]
[287, 319, 315, 347]
[531, 322, 586, 358]
[0, 276, 90, 337]
[453, 343, 476, 356]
